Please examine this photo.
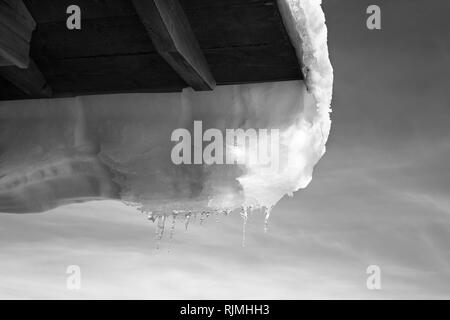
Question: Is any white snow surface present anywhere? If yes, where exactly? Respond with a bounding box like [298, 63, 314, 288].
[0, 0, 333, 215]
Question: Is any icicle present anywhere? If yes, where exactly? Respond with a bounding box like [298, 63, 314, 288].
[215, 211, 220, 223]
[169, 214, 176, 241]
[185, 212, 192, 231]
[202, 211, 211, 225]
[155, 215, 166, 249]
[264, 206, 272, 233]
[147, 211, 156, 222]
[240, 207, 248, 247]
[168, 214, 177, 253]
[200, 212, 205, 225]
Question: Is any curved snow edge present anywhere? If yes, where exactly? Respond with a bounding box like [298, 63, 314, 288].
[233, 0, 334, 213]
[279, 0, 333, 138]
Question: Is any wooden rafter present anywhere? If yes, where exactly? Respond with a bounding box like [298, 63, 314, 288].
[0, 0, 51, 97]
[132, 0, 216, 91]
[0, 60, 52, 97]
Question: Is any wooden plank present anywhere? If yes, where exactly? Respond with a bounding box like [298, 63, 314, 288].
[0, 0, 36, 68]
[0, 2, 35, 42]
[132, 0, 216, 91]
[0, 75, 29, 100]
[31, 16, 155, 60]
[180, 0, 289, 50]
[179, 0, 275, 9]
[29, 44, 299, 95]
[0, 23, 30, 68]
[0, 0, 52, 98]
[1, 0, 36, 31]
[36, 53, 185, 94]
[205, 44, 301, 84]
[1, 0, 301, 100]
[0, 60, 52, 97]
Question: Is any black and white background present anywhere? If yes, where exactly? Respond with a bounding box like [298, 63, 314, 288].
[0, 0, 449, 300]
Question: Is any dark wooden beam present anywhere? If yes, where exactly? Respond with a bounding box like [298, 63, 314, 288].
[0, 0, 36, 68]
[0, 60, 52, 98]
[0, 0, 52, 98]
[131, 0, 216, 91]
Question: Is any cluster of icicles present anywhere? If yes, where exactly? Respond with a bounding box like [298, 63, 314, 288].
[121, 0, 333, 248]
[124, 202, 273, 248]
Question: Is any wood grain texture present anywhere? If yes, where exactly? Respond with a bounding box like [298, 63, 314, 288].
[0, 0, 36, 68]
[132, 0, 216, 91]
[1, 0, 301, 100]
[0, 59, 52, 97]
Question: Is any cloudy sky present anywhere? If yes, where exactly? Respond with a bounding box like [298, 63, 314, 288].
[1, 0, 450, 299]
